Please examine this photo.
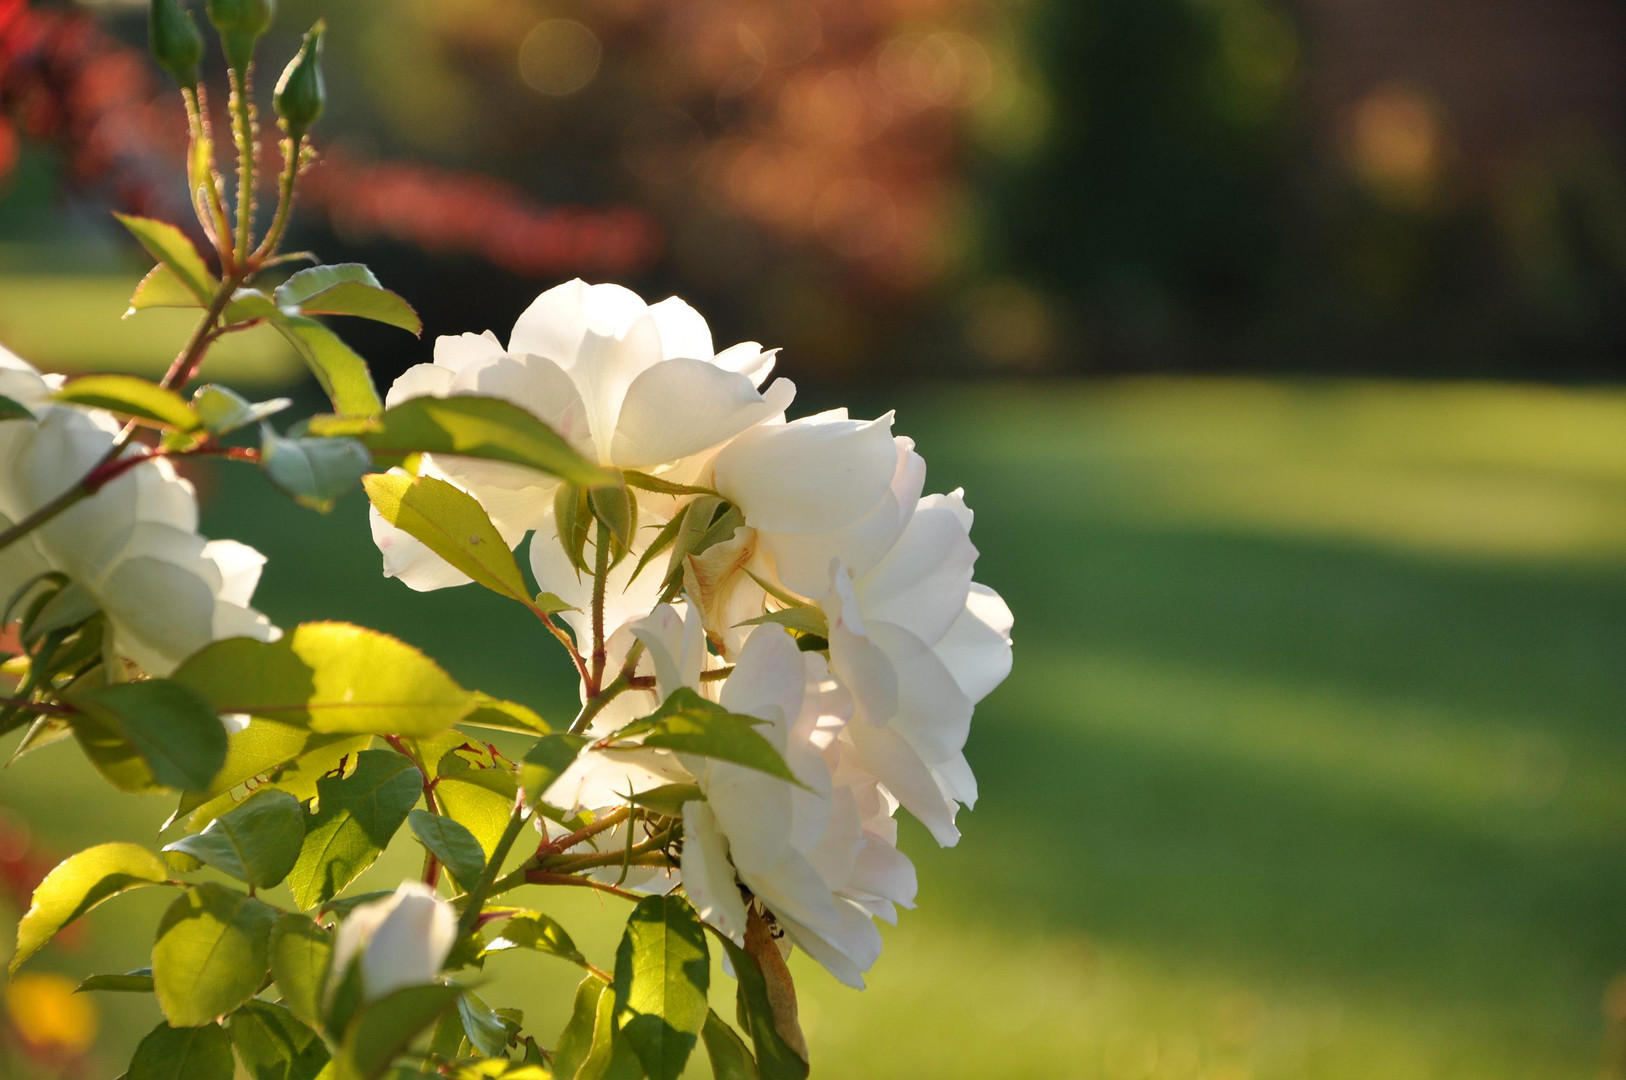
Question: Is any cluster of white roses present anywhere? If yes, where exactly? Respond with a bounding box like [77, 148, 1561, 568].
[371, 280, 1013, 987]
[0, 347, 275, 678]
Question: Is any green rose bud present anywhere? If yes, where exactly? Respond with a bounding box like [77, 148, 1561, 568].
[273, 21, 326, 138]
[205, 0, 274, 73]
[149, 0, 205, 88]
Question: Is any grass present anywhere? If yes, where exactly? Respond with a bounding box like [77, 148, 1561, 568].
[3, 376, 1625, 1079]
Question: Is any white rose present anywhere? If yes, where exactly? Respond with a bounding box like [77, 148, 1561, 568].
[372, 280, 794, 594]
[0, 347, 277, 677]
[821, 491, 1013, 847]
[329, 880, 458, 1003]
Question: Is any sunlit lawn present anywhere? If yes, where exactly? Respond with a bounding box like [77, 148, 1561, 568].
[4, 375, 1625, 1079]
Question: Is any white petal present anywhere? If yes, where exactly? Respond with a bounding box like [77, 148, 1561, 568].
[681, 801, 748, 945]
[856, 502, 977, 647]
[432, 330, 507, 376]
[508, 279, 591, 363]
[932, 583, 1014, 704]
[714, 410, 900, 534]
[202, 540, 266, 607]
[100, 555, 218, 675]
[759, 439, 923, 598]
[370, 503, 474, 592]
[647, 296, 714, 361]
[713, 343, 778, 388]
[385, 362, 456, 408]
[846, 721, 960, 847]
[768, 897, 881, 990]
[451, 352, 593, 459]
[869, 620, 974, 765]
[849, 833, 917, 908]
[718, 624, 805, 732]
[358, 882, 457, 1000]
[629, 603, 705, 700]
[573, 312, 666, 463]
[611, 359, 783, 469]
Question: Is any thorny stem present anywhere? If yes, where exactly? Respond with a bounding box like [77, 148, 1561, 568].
[535, 806, 630, 859]
[569, 671, 629, 735]
[540, 834, 675, 876]
[182, 86, 234, 266]
[228, 66, 257, 262]
[535, 609, 591, 688]
[251, 135, 304, 266]
[523, 871, 644, 904]
[385, 735, 442, 889]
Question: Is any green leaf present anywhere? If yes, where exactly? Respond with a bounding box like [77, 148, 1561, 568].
[172, 622, 475, 738]
[581, 972, 644, 1080]
[11, 842, 170, 972]
[608, 688, 802, 788]
[162, 790, 305, 889]
[407, 810, 486, 894]
[554, 484, 592, 574]
[230, 1000, 331, 1080]
[552, 975, 608, 1079]
[456, 988, 516, 1057]
[307, 395, 614, 488]
[461, 694, 550, 736]
[126, 1020, 235, 1080]
[276, 264, 422, 335]
[613, 894, 710, 1080]
[703, 1010, 760, 1080]
[76, 968, 155, 994]
[152, 883, 278, 1027]
[623, 470, 717, 496]
[519, 733, 588, 807]
[53, 374, 200, 430]
[271, 313, 384, 417]
[722, 938, 808, 1080]
[738, 607, 828, 638]
[364, 473, 530, 605]
[434, 767, 519, 858]
[65, 679, 227, 793]
[487, 911, 586, 968]
[269, 914, 333, 1030]
[533, 592, 576, 616]
[286, 749, 423, 909]
[126, 263, 203, 313]
[333, 983, 461, 1080]
[0, 393, 33, 421]
[628, 503, 688, 585]
[192, 384, 291, 435]
[589, 472, 636, 554]
[262, 427, 371, 512]
[174, 720, 369, 831]
[626, 783, 704, 818]
[224, 288, 281, 325]
[115, 213, 217, 304]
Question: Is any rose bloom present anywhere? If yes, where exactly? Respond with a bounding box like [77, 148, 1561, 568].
[330, 880, 457, 1002]
[0, 347, 276, 676]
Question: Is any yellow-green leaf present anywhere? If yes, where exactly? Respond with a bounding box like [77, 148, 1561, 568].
[152, 883, 278, 1027]
[53, 375, 200, 431]
[308, 395, 613, 488]
[11, 843, 171, 972]
[363, 472, 530, 604]
[126, 264, 203, 314]
[114, 213, 217, 304]
[270, 314, 384, 417]
[171, 621, 475, 738]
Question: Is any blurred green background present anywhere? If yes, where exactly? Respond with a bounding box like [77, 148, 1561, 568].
[3, 0, 1626, 1077]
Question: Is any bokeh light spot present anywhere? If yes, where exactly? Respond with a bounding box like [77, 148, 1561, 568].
[519, 19, 602, 97]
